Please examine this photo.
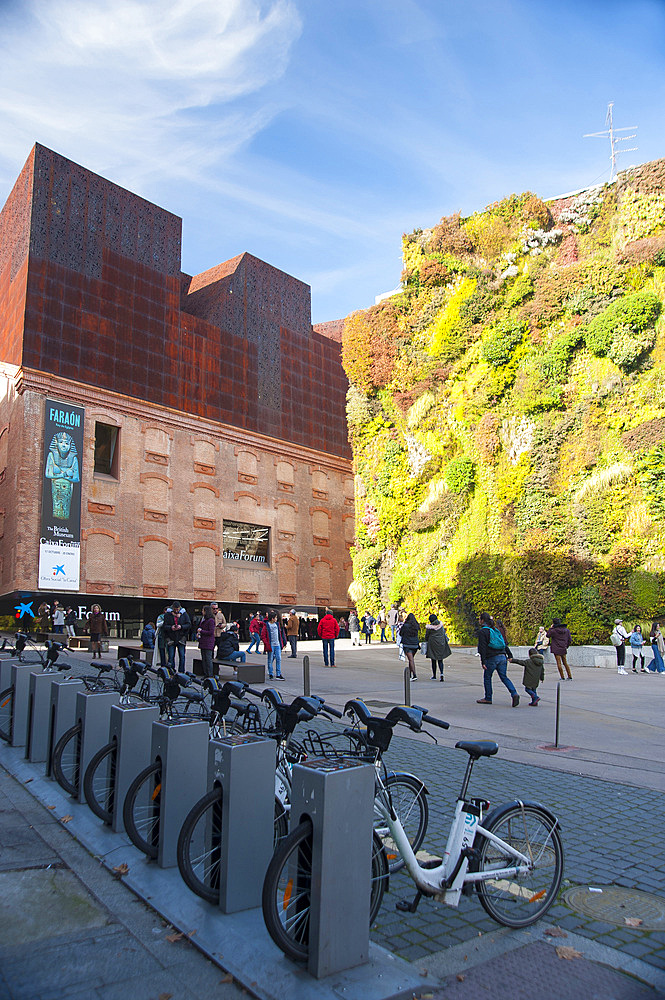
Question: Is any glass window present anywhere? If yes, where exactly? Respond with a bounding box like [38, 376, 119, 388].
[222, 520, 270, 565]
[94, 423, 119, 477]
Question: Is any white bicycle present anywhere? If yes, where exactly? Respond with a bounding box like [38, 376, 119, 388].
[262, 700, 564, 962]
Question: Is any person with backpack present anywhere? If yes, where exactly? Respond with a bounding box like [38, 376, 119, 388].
[610, 618, 630, 673]
[476, 611, 519, 707]
[163, 601, 191, 672]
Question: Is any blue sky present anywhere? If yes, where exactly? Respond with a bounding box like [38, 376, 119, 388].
[0, 0, 664, 323]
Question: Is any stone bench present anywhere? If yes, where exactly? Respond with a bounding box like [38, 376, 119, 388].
[191, 657, 265, 684]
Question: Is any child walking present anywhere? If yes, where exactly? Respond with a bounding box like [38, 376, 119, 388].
[509, 648, 545, 706]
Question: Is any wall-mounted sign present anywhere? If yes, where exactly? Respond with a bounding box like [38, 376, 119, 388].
[38, 399, 84, 591]
[222, 520, 270, 565]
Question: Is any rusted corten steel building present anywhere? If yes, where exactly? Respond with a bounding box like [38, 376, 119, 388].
[0, 144, 354, 634]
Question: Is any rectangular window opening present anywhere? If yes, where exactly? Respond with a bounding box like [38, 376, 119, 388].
[94, 422, 119, 478]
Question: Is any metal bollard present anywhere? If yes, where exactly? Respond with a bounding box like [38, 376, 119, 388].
[207, 734, 275, 912]
[108, 702, 159, 833]
[303, 654, 310, 696]
[289, 756, 375, 978]
[11, 663, 41, 748]
[75, 690, 121, 802]
[150, 718, 209, 869]
[27, 671, 63, 763]
[403, 665, 411, 706]
[47, 677, 84, 776]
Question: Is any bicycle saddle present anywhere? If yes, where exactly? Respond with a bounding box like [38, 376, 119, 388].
[455, 740, 498, 758]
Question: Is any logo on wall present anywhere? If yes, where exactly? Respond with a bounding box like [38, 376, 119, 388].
[38, 400, 84, 591]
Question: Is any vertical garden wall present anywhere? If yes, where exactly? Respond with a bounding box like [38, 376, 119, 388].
[342, 160, 665, 643]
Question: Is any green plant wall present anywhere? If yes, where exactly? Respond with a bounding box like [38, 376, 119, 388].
[342, 161, 665, 643]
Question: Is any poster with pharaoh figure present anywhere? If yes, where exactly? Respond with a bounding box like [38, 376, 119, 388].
[38, 399, 84, 591]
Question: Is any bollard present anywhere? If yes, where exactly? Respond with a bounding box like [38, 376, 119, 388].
[75, 690, 121, 802]
[403, 665, 411, 706]
[150, 718, 209, 868]
[555, 681, 561, 748]
[11, 663, 41, 748]
[108, 702, 160, 833]
[27, 671, 63, 763]
[47, 678, 84, 776]
[207, 734, 274, 912]
[289, 756, 375, 978]
[303, 654, 310, 696]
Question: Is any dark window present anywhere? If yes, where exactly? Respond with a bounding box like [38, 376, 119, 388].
[94, 423, 119, 477]
[222, 520, 270, 566]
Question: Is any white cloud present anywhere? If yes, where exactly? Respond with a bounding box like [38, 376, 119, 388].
[0, 0, 302, 187]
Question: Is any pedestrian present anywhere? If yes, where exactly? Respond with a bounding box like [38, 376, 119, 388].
[163, 601, 191, 672]
[141, 621, 156, 650]
[317, 607, 340, 666]
[400, 613, 420, 680]
[338, 615, 349, 638]
[52, 601, 65, 634]
[425, 613, 451, 680]
[629, 623, 647, 673]
[209, 601, 226, 660]
[362, 611, 376, 644]
[286, 609, 300, 658]
[261, 611, 285, 680]
[87, 604, 108, 660]
[197, 605, 216, 677]
[246, 612, 262, 653]
[387, 605, 399, 642]
[349, 609, 361, 646]
[547, 618, 572, 680]
[155, 605, 170, 668]
[509, 648, 545, 706]
[649, 622, 665, 673]
[378, 607, 388, 642]
[534, 625, 549, 653]
[610, 618, 630, 673]
[37, 603, 52, 633]
[217, 624, 246, 664]
[64, 607, 77, 641]
[476, 611, 520, 707]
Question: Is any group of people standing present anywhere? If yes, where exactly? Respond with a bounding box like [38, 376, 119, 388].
[610, 619, 665, 674]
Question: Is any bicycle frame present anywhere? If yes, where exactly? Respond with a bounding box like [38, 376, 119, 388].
[374, 787, 542, 908]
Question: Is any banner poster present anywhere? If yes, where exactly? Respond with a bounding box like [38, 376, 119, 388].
[37, 399, 84, 591]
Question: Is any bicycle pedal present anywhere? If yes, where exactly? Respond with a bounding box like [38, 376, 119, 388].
[396, 891, 422, 913]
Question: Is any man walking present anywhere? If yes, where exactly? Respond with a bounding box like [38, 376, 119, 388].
[317, 608, 340, 666]
[476, 612, 519, 707]
[286, 609, 300, 658]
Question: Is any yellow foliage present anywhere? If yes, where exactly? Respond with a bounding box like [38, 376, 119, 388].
[427, 277, 476, 357]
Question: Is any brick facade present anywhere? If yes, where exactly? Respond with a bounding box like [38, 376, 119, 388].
[0, 145, 354, 612]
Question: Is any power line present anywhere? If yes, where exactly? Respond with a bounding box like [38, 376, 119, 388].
[583, 102, 638, 181]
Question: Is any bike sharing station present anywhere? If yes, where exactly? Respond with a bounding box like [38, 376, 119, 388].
[47, 676, 83, 775]
[26, 668, 66, 763]
[107, 701, 160, 833]
[0, 667, 426, 1000]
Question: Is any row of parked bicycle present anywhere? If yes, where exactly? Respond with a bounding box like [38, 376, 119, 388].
[0, 635, 564, 964]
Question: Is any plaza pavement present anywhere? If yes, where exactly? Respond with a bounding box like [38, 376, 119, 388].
[1, 636, 664, 998]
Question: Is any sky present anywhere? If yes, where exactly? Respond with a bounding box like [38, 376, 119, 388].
[0, 0, 664, 323]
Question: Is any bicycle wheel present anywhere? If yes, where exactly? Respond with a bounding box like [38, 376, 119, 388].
[475, 802, 564, 928]
[52, 722, 82, 796]
[262, 820, 388, 963]
[123, 761, 161, 859]
[0, 686, 13, 742]
[177, 786, 224, 903]
[83, 740, 117, 824]
[374, 773, 429, 875]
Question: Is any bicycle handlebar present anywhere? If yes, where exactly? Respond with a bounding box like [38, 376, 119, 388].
[424, 714, 450, 730]
[323, 704, 343, 719]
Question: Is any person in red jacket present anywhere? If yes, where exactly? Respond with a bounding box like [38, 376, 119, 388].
[317, 608, 340, 667]
[247, 612, 262, 654]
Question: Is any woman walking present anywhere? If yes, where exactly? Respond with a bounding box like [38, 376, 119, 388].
[362, 611, 376, 644]
[400, 612, 420, 681]
[649, 622, 665, 673]
[630, 624, 647, 673]
[425, 613, 451, 681]
[87, 604, 108, 659]
[197, 605, 216, 677]
[547, 618, 572, 680]
[349, 610, 361, 646]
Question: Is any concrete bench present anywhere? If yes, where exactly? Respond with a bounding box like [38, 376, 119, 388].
[192, 657, 265, 685]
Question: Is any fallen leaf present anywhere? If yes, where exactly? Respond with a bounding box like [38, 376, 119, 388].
[112, 863, 130, 877]
[187, 929, 197, 937]
[60, 815, 73, 823]
[456, 974, 466, 982]
[544, 926, 568, 938]
[220, 974, 234, 984]
[47, 805, 56, 810]
[625, 917, 643, 927]
[158, 994, 173, 1000]
[24, 778, 33, 783]
[556, 946, 583, 961]
[165, 932, 184, 943]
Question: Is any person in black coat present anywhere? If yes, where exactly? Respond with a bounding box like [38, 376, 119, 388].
[163, 601, 191, 672]
[400, 612, 420, 680]
[216, 625, 246, 664]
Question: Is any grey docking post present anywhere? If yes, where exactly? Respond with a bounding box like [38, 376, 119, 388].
[108, 702, 160, 833]
[149, 718, 209, 869]
[27, 671, 63, 763]
[288, 756, 375, 978]
[47, 677, 84, 776]
[74, 689, 121, 802]
[11, 663, 41, 748]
